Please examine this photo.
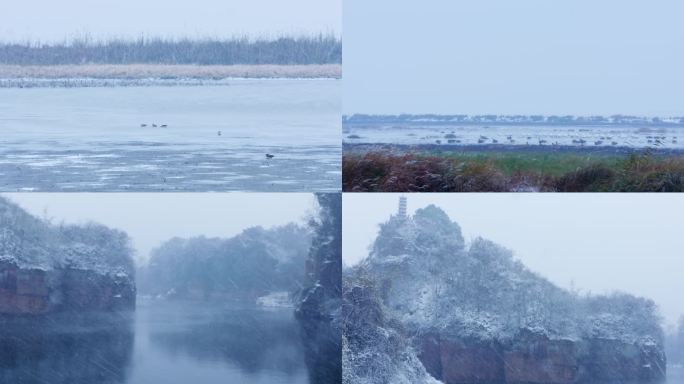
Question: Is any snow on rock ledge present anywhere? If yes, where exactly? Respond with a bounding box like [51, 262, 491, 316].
[0, 197, 135, 315]
[348, 202, 667, 384]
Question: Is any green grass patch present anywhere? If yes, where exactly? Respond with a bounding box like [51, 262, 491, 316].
[415, 150, 622, 177]
[343, 149, 684, 192]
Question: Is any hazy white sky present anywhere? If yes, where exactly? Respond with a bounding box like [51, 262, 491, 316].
[343, 193, 684, 325]
[3, 193, 316, 263]
[0, 0, 340, 42]
[344, 0, 684, 116]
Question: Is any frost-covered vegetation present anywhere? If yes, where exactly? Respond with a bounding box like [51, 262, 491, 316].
[0, 35, 341, 65]
[343, 276, 439, 384]
[359, 204, 663, 343]
[137, 224, 311, 299]
[0, 64, 341, 85]
[296, 193, 343, 384]
[344, 202, 666, 383]
[0, 196, 134, 276]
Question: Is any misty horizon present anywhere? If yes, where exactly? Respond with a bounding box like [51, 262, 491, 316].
[2, 193, 317, 264]
[343, 113, 684, 120]
[1, 0, 341, 43]
[0, 32, 341, 45]
[344, 0, 684, 116]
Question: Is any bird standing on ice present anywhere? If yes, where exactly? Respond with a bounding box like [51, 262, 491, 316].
[217, 131, 222, 136]
[265, 154, 274, 159]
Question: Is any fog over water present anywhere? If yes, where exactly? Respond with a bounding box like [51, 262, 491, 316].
[343, 193, 684, 326]
[3, 193, 315, 263]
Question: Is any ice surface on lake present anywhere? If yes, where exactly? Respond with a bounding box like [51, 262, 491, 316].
[344, 123, 684, 150]
[0, 80, 340, 191]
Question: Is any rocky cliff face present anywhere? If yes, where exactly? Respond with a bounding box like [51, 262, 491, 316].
[0, 261, 51, 314]
[296, 193, 342, 384]
[0, 197, 135, 315]
[343, 277, 439, 384]
[417, 330, 666, 384]
[418, 334, 505, 384]
[347, 203, 666, 384]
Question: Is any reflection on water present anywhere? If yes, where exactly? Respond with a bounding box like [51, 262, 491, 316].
[669, 365, 684, 383]
[0, 299, 309, 384]
[0, 311, 135, 384]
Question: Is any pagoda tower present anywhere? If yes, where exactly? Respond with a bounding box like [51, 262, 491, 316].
[397, 195, 407, 218]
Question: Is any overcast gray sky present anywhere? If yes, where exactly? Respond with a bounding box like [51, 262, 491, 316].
[343, 193, 684, 326]
[0, 0, 340, 42]
[344, 0, 684, 116]
[4, 193, 315, 264]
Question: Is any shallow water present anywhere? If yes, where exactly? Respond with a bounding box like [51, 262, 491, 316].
[669, 365, 684, 383]
[0, 299, 309, 384]
[0, 80, 340, 191]
[344, 123, 684, 150]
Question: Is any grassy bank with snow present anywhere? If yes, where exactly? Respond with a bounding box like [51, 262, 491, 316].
[0, 64, 341, 80]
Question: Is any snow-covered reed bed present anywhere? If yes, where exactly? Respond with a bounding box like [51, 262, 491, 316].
[0, 64, 341, 87]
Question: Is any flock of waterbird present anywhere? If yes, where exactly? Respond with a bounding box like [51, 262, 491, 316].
[140, 124, 275, 159]
[429, 132, 679, 148]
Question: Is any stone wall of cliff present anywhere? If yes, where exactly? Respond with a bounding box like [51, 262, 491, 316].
[296, 193, 342, 384]
[0, 197, 136, 315]
[417, 330, 666, 384]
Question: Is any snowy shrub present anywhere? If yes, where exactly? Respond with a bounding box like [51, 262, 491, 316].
[0, 197, 134, 276]
[139, 223, 311, 297]
[358, 203, 663, 344]
[343, 276, 439, 384]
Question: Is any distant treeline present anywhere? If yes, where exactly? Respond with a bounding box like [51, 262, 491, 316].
[0, 35, 341, 65]
[344, 114, 684, 126]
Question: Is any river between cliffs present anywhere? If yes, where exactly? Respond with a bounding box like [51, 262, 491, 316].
[0, 298, 309, 384]
[669, 365, 684, 383]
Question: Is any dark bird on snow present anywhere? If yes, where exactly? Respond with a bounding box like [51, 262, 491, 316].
[217, 131, 222, 136]
[160, 124, 167, 128]
[141, 124, 147, 127]
[152, 124, 158, 127]
[265, 154, 275, 159]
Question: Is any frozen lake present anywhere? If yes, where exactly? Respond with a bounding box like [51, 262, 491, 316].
[0, 80, 340, 191]
[344, 123, 684, 150]
[0, 299, 309, 384]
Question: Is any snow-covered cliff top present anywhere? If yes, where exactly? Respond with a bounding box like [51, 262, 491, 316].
[0, 197, 134, 277]
[355, 204, 664, 346]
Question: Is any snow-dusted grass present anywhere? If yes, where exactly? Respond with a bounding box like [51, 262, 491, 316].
[0, 64, 342, 81]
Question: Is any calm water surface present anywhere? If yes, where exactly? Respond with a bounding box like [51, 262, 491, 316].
[0, 299, 309, 384]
